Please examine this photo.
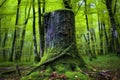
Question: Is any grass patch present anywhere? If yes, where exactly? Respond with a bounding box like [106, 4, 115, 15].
[84, 54, 120, 70]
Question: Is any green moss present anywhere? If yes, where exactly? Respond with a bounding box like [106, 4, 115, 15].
[65, 71, 89, 80]
[21, 71, 41, 80]
[54, 64, 70, 73]
[21, 69, 90, 80]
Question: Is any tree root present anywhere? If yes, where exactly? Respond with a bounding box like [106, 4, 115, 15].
[27, 43, 74, 75]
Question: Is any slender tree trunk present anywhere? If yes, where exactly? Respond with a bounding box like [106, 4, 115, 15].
[0, 18, 1, 46]
[105, 0, 119, 52]
[83, 34, 89, 55]
[38, 0, 44, 58]
[63, 0, 72, 9]
[42, 0, 45, 13]
[84, 0, 92, 61]
[19, 3, 31, 60]
[28, 43, 33, 61]
[2, 31, 8, 61]
[32, 0, 40, 62]
[9, 29, 16, 61]
[9, 0, 21, 61]
[0, 0, 7, 8]
[114, 0, 117, 15]
[90, 28, 96, 58]
[102, 22, 109, 53]
[98, 20, 103, 54]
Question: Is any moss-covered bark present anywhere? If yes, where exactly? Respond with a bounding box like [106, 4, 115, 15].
[28, 9, 86, 75]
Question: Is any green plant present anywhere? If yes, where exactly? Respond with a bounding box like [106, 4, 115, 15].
[21, 71, 40, 80]
[65, 71, 89, 80]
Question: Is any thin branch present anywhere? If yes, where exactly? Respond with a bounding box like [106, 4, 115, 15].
[113, 0, 117, 15]
[75, 1, 83, 16]
[0, 0, 7, 8]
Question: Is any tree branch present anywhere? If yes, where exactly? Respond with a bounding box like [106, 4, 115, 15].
[0, 0, 7, 8]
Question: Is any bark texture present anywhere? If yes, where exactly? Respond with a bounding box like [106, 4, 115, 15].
[28, 9, 86, 75]
[43, 9, 85, 69]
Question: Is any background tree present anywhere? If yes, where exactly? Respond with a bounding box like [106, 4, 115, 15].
[105, 0, 119, 53]
[9, 0, 21, 61]
[32, 0, 40, 62]
[19, 3, 31, 60]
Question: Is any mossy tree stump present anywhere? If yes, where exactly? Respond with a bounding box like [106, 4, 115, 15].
[28, 9, 86, 75]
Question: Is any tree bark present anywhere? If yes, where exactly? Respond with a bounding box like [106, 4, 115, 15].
[42, 0, 45, 13]
[28, 9, 86, 75]
[113, 0, 117, 15]
[38, 0, 44, 58]
[105, 0, 119, 52]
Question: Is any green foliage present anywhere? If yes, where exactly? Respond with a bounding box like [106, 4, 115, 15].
[0, 0, 120, 62]
[21, 70, 89, 80]
[0, 0, 120, 79]
[40, 47, 62, 63]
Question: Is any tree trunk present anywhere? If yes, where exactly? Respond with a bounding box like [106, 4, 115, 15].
[28, 9, 86, 75]
[98, 20, 103, 54]
[2, 31, 8, 61]
[0, 0, 7, 8]
[63, 0, 72, 9]
[0, 18, 1, 46]
[32, 0, 40, 62]
[105, 0, 119, 53]
[38, 0, 44, 58]
[90, 28, 96, 58]
[19, 3, 31, 60]
[113, 0, 117, 15]
[42, 0, 45, 13]
[102, 22, 109, 53]
[84, 0, 93, 61]
[9, 0, 21, 61]
[44, 9, 85, 63]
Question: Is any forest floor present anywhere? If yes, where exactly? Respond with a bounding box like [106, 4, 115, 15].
[0, 54, 120, 80]
[0, 62, 34, 80]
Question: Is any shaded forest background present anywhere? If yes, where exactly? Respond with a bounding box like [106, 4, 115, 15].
[0, 0, 120, 62]
[0, 0, 120, 80]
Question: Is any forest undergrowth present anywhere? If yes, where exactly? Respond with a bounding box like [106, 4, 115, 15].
[0, 54, 120, 80]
